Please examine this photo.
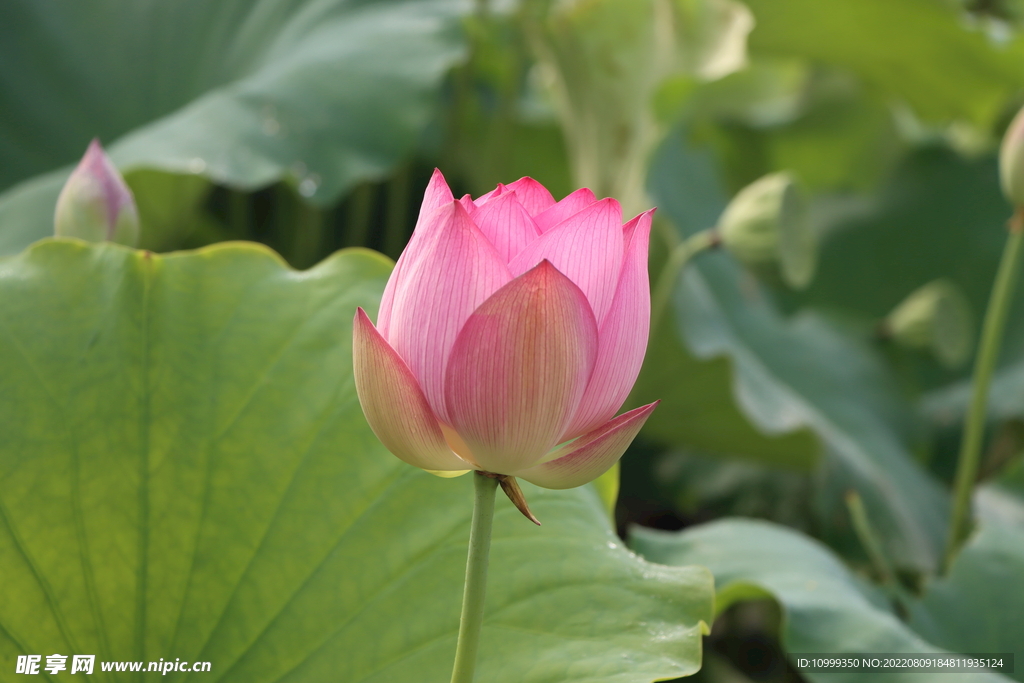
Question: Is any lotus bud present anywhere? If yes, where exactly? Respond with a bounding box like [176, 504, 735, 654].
[1000, 104, 1024, 208]
[352, 171, 659, 522]
[882, 279, 974, 368]
[717, 172, 816, 289]
[54, 139, 139, 246]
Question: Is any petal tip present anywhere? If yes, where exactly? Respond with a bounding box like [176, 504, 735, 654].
[527, 259, 577, 289]
[514, 402, 658, 490]
[628, 207, 656, 226]
[452, 198, 472, 218]
[417, 169, 456, 223]
[429, 167, 449, 186]
[354, 305, 383, 333]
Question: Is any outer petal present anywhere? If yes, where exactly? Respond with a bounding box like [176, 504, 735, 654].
[508, 197, 624, 325]
[534, 187, 597, 233]
[444, 261, 599, 474]
[352, 308, 469, 472]
[515, 402, 658, 489]
[471, 191, 541, 264]
[504, 177, 556, 216]
[378, 169, 454, 338]
[388, 202, 512, 421]
[563, 209, 653, 438]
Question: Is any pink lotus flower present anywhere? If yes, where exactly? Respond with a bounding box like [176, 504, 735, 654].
[353, 170, 657, 492]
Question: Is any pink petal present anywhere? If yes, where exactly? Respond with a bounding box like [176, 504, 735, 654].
[504, 177, 555, 216]
[352, 308, 470, 472]
[378, 169, 454, 338]
[534, 187, 597, 233]
[387, 202, 512, 421]
[471, 191, 542, 264]
[474, 183, 506, 207]
[420, 168, 457, 220]
[515, 402, 659, 489]
[444, 261, 599, 474]
[508, 197, 624, 325]
[563, 209, 654, 438]
[458, 193, 477, 215]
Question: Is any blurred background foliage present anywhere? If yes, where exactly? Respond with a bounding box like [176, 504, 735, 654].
[3, 0, 1024, 680]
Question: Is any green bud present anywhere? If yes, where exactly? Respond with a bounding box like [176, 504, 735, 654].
[54, 139, 139, 246]
[884, 279, 974, 368]
[1000, 104, 1024, 208]
[717, 172, 816, 288]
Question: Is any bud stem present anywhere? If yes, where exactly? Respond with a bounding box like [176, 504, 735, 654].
[845, 490, 895, 587]
[943, 211, 1024, 573]
[450, 471, 500, 683]
[650, 228, 721, 339]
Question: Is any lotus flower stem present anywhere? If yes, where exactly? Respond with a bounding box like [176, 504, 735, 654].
[450, 472, 500, 683]
[944, 210, 1024, 573]
[649, 228, 721, 339]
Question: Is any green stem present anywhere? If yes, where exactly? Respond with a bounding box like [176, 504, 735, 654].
[450, 472, 499, 683]
[943, 214, 1024, 572]
[649, 228, 721, 339]
[845, 490, 894, 587]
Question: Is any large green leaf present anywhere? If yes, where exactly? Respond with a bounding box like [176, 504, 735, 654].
[631, 311, 818, 469]
[785, 147, 1024, 439]
[923, 360, 1024, 426]
[740, 0, 1024, 125]
[0, 0, 469, 251]
[640, 129, 949, 572]
[631, 519, 1015, 683]
[0, 239, 712, 682]
[795, 148, 1015, 348]
[907, 522, 1024, 682]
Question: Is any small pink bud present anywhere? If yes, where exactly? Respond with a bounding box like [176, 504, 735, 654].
[1000, 104, 1024, 208]
[352, 171, 659, 514]
[54, 139, 139, 246]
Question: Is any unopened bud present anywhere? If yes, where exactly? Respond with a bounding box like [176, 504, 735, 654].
[717, 172, 816, 288]
[54, 139, 139, 246]
[883, 279, 973, 368]
[1000, 104, 1024, 208]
